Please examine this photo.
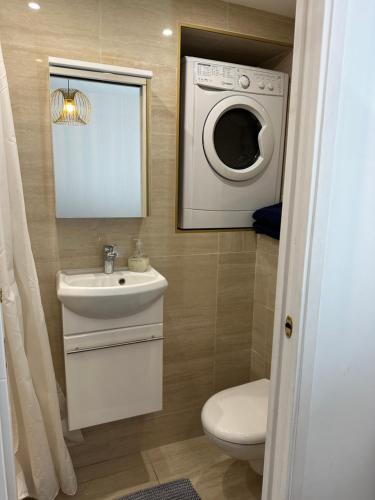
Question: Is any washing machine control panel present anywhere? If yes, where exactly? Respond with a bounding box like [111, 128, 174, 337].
[195, 62, 285, 96]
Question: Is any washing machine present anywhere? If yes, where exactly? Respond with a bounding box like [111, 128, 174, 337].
[178, 56, 289, 229]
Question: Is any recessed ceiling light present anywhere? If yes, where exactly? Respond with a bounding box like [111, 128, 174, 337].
[162, 28, 173, 37]
[35, 58, 43, 63]
[28, 2, 41, 10]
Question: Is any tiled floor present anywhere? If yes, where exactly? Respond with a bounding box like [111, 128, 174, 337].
[56, 436, 262, 500]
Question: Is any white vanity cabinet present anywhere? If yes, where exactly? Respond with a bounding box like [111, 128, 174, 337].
[64, 322, 163, 430]
[57, 267, 167, 431]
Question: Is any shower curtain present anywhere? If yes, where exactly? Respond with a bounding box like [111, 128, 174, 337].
[0, 47, 77, 499]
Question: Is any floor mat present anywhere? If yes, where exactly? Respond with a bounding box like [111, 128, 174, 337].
[117, 478, 201, 500]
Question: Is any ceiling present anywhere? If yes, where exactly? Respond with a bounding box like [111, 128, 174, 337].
[226, 0, 296, 18]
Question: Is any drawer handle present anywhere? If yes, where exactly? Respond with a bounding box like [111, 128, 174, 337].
[66, 336, 164, 354]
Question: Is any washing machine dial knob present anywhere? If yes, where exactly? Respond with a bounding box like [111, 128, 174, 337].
[267, 83, 274, 91]
[258, 81, 265, 89]
[239, 75, 250, 89]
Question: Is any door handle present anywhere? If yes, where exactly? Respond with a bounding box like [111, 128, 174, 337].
[66, 336, 163, 354]
[284, 315, 293, 338]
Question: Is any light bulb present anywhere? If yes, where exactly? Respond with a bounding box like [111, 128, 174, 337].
[64, 99, 75, 114]
[162, 28, 173, 37]
[28, 2, 41, 10]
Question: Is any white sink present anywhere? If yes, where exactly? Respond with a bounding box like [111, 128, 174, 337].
[57, 267, 168, 319]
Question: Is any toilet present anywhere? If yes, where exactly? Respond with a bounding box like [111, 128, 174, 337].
[201, 378, 270, 475]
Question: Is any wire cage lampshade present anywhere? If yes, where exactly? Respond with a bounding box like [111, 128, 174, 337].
[51, 81, 91, 125]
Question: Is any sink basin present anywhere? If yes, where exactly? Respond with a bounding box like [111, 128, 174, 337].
[57, 267, 168, 319]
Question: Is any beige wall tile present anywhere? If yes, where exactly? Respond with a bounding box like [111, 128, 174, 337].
[138, 231, 219, 259]
[256, 233, 280, 256]
[214, 348, 252, 392]
[253, 251, 278, 310]
[153, 254, 217, 412]
[265, 307, 276, 359]
[244, 230, 258, 252]
[250, 350, 266, 381]
[218, 230, 256, 253]
[0, 0, 101, 57]
[251, 302, 268, 356]
[164, 357, 214, 413]
[250, 235, 279, 380]
[218, 231, 244, 253]
[214, 252, 254, 390]
[265, 360, 272, 379]
[177, 0, 228, 29]
[216, 252, 255, 339]
[227, 4, 294, 44]
[100, 1, 178, 69]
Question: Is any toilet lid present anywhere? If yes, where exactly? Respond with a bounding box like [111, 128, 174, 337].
[202, 379, 270, 445]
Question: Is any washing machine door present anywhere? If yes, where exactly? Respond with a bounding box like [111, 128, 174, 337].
[203, 95, 274, 181]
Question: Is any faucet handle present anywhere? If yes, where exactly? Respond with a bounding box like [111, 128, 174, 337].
[104, 244, 118, 257]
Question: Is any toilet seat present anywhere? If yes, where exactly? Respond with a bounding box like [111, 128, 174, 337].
[201, 378, 270, 445]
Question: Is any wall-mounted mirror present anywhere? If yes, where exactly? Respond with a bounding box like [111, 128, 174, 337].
[49, 60, 151, 218]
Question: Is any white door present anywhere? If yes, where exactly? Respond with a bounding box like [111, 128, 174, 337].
[263, 0, 375, 499]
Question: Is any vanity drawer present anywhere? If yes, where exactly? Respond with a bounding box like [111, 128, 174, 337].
[64, 324, 163, 430]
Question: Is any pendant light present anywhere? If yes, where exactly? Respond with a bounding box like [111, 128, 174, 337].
[51, 79, 91, 125]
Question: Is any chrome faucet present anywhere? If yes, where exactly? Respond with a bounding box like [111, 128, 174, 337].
[103, 244, 118, 274]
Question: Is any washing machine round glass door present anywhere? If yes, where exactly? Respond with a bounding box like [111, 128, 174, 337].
[203, 95, 274, 181]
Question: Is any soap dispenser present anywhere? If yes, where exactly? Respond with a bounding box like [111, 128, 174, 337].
[128, 239, 149, 272]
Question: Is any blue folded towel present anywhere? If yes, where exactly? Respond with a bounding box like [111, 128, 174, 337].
[253, 202, 282, 240]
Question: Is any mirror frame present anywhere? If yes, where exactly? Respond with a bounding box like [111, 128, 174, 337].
[49, 65, 151, 218]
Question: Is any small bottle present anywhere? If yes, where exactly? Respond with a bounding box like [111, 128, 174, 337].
[127, 239, 149, 272]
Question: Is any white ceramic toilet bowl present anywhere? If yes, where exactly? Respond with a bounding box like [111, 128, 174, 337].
[201, 378, 270, 475]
